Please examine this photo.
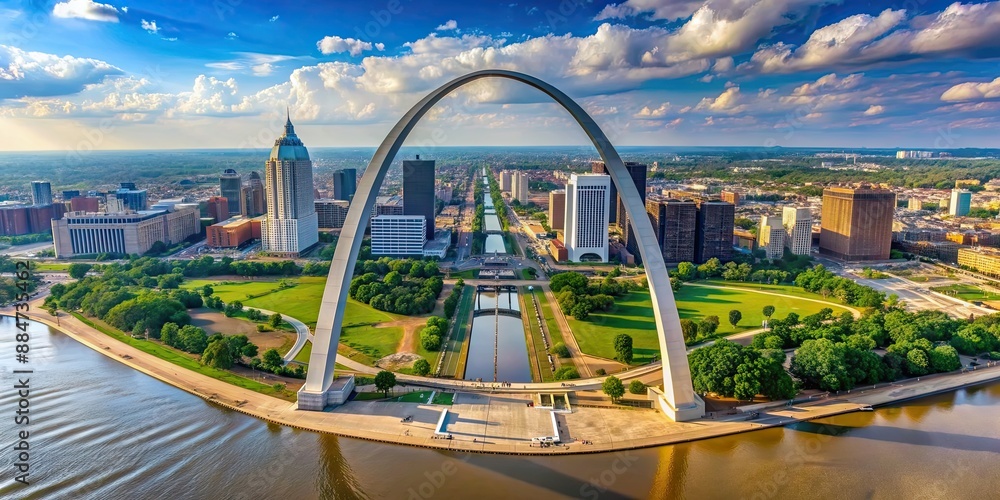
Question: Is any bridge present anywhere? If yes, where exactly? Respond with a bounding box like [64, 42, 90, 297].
[472, 308, 521, 319]
[299, 69, 704, 422]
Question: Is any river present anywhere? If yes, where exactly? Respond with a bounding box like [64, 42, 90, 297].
[2, 318, 999, 498]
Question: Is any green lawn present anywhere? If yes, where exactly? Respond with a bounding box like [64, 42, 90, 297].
[569, 286, 851, 365]
[31, 262, 72, 272]
[396, 390, 434, 403]
[931, 283, 1000, 302]
[293, 340, 312, 364]
[443, 285, 475, 378]
[522, 287, 553, 382]
[432, 392, 454, 405]
[339, 324, 403, 362]
[449, 269, 480, 280]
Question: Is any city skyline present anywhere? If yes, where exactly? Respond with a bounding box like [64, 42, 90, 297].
[1, 0, 1000, 151]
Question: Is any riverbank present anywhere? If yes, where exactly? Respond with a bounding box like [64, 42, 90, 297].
[11, 307, 1000, 456]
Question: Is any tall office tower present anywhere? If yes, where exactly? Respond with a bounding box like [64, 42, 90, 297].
[332, 168, 357, 202]
[591, 161, 616, 224]
[500, 170, 513, 192]
[206, 196, 230, 223]
[819, 186, 895, 261]
[240, 171, 266, 217]
[950, 188, 972, 217]
[402, 156, 435, 240]
[782, 206, 813, 255]
[548, 189, 566, 233]
[31, 181, 52, 206]
[564, 173, 610, 262]
[370, 215, 427, 256]
[119, 182, 137, 190]
[61, 190, 81, 201]
[114, 187, 147, 211]
[616, 162, 647, 260]
[511, 171, 529, 205]
[647, 198, 696, 263]
[220, 168, 242, 216]
[695, 200, 735, 263]
[261, 114, 319, 256]
[759, 215, 786, 260]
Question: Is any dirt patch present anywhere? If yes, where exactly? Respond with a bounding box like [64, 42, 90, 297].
[579, 355, 626, 376]
[189, 308, 293, 351]
[377, 352, 423, 371]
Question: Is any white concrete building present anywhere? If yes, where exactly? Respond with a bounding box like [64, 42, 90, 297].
[499, 170, 513, 192]
[782, 206, 812, 255]
[370, 215, 426, 256]
[564, 173, 610, 262]
[261, 114, 319, 256]
[759, 215, 785, 260]
[511, 171, 529, 205]
[52, 205, 199, 258]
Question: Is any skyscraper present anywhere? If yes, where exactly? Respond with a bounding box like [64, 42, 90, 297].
[261, 114, 319, 256]
[332, 168, 357, 202]
[114, 187, 147, 211]
[402, 156, 435, 240]
[548, 189, 566, 233]
[500, 170, 513, 192]
[694, 201, 735, 263]
[31, 181, 52, 206]
[511, 171, 529, 205]
[616, 162, 647, 260]
[759, 215, 785, 260]
[950, 188, 972, 217]
[819, 186, 895, 261]
[564, 173, 610, 262]
[647, 198, 696, 263]
[241, 171, 266, 217]
[220, 168, 242, 216]
[782, 206, 812, 255]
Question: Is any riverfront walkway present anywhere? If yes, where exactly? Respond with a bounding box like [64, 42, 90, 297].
[13, 302, 1000, 456]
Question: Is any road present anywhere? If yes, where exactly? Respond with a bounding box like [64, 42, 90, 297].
[1, 240, 54, 257]
[249, 307, 310, 365]
[851, 273, 993, 318]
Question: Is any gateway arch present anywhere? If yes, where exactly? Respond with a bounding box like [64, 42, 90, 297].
[298, 69, 704, 421]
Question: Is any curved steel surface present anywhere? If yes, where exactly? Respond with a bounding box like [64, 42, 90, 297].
[304, 69, 697, 413]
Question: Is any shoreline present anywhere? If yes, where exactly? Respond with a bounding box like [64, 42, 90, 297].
[11, 309, 1000, 456]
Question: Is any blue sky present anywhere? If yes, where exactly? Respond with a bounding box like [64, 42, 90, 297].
[1, 0, 1000, 150]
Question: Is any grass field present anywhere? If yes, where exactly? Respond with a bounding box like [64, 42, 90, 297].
[443, 285, 475, 378]
[31, 262, 72, 272]
[339, 324, 403, 362]
[397, 390, 434, 403]
[568, 284, 851, 365]
[432, 392, 454, 405]
[449, 269, 480, 280]
[521, 287, 553, 382]
[71, 312, 295, 400]
[931, 283, 1000, 302]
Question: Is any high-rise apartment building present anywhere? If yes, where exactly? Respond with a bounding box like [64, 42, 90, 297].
[511, 171, 529, 205]
[31, 181, 52, 206]
[950, 188, 972, 217]
[616, 162, 647, 260]
[261, 115, 319, 256]
[694, 201, 735, 263]
[499, 170, 513, 192]
[782, 206, 812, 256]
[206, 196, 230, 223]
[333, 168, 357, 202]
[241, 171, 266, 217]
[646, 198, 696, 263]
[819, 186, 895, 261]
[759, 215, 785, 260]
[220, 169, 242, 216]
[564, 173, 610, 262]
[315, 199, 351, 229]
[402, 157, 435, 240]
[548, 189, 566, 233]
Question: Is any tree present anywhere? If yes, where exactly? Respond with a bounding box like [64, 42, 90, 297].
[202, 338, 235, 369]
[413, 358, 431, 376]
[762, 305, 775, 320]
[675, 262, 696, 281]
[698, 315, 720, 337]
[262, 348, 283, 369]
[374, 370, 397, 396]
[602, 376, 625, 403]
[729, 309, 742, 328]
[550, 342, 570, 358]
[628, 380, 646, 395]
[161, 322, 179, 346]
[554, 366, 580, 380]
[268, 312, 283, 328]
[613, 333, 633, 364]
[67, 263, 92, 280]
[680, 319, 698, 343]
[201, 284, 214, 297]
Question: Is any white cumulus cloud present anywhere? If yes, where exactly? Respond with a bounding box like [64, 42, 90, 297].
[863, 104, 885, 115]
[0, 44, 122, 99]
[141, 19, 159, 34]
[53, 0, 120, 22]
[436, 20, 458, 31]
[317, 36, 375, 56]
[941, 77, 1000, 102]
